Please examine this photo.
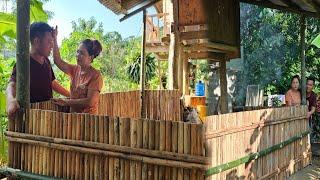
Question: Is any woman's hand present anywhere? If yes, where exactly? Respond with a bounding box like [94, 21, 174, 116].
[52, 25, 58, 40]
[52, 98, 68, 106]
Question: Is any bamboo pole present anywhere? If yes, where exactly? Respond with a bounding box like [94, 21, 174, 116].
[104, 116, 109, 179]
[5, 130, 208, 164]
[142, 119, 149, 180]
[119, 118, 126, 180]
[136, 119, 143, 180]
[124, 118, 130, 180]
[159, 120, 166, 179]
[94, 115, 100, 179]
[178, 122, 184, 180]
[171, 121, 178, 179]
[109, 117, 114, 180]
[130, 119, 137, 180]
[140, 9, 147, 118]
[183, 123, 191, 180]
[114, 117, 120, 180]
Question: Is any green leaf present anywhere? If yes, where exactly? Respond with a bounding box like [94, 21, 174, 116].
[0, 12, 16, 39]
[311, 34, 320, 48]
[0, 0, 48, 40]
[30, 0, 48, 22]
[0, 92, 6, 115]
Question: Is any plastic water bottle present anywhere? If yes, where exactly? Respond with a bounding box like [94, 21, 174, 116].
[195, 81, 205, 96]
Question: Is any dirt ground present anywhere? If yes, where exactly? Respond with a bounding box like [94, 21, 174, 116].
[289, 144, 320, 180]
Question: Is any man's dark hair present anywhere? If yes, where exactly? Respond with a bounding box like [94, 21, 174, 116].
[30, 22, 53, 43]
[307, 76, 316, 84]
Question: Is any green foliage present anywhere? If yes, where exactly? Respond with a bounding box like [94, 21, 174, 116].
[311, 34, 320, 48]
[126, 54, 157, 85]
[239, 4, 320, 102]
[0, 0, 48, 41]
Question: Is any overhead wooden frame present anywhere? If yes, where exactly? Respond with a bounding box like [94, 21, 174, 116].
[240, 0, 320, 18]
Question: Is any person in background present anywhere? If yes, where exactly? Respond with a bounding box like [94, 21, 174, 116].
[285, 75, 301, 106]
[52, 26, 103, 114]
[6, 22, 69, 120]
[306, 77, 317, 119]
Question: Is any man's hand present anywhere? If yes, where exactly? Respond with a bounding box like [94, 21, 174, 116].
[307, 111, 313, 119]
[6, 98, 20, 120]
[52, 98, 68, 106]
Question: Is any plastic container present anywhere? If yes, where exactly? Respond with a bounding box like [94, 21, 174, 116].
[197, 105, 207, 122]
[195, 81, 205, 96]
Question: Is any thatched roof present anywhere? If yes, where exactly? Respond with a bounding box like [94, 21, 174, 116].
[99, 0, 320, 18]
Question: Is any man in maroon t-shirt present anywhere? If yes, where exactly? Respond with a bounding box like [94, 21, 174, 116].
[6, 22, 70, 120]
[306, 77, 317, 120]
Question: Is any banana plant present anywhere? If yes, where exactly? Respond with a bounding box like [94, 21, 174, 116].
[0, 0, 48, 42]
[311, 33, 320, 48]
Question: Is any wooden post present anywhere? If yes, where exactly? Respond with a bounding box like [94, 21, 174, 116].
[178, 48, 184, 94]
[140, 9, 147, 118]
[168, 0, 180, 90]
[300, 15, 307, 105]
[16, 0, 30, 131]
[183, 58, 190, 95]
[220, 59, 228, 114]
[9, 0, 30, 169]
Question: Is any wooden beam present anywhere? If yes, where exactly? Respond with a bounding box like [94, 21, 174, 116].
[154, 53, 168, 60]
[240, 0, 320, 18]
[291, 0, 317, 12]
[219, 59, 228, 114]
[145, 45, 169, 53]
[186, 52, 225, 61]
[310, 0, 320, 13]
[180, 30, 209, 41]
[300, 15, 307, 105]
[206, 41, 239, 53]
[98, 0, 127, 15]
[268, 0, 289, 7]
[119, 0, 161, 22]
[140, 9, 147, 118]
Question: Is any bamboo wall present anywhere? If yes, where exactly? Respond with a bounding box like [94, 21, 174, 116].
[30, 90, 182, 121]
[7, 109, 205, 179]
[97, 90, 181, 121]
[205, 105, 311, 179]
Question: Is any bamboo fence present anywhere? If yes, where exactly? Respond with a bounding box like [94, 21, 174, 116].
[205, 105, 311, 179]
[97, 90, 181, 121]
[31, 90, 182, 121]
[7, 109, 205, 179]
[8, 102, 311, 179]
